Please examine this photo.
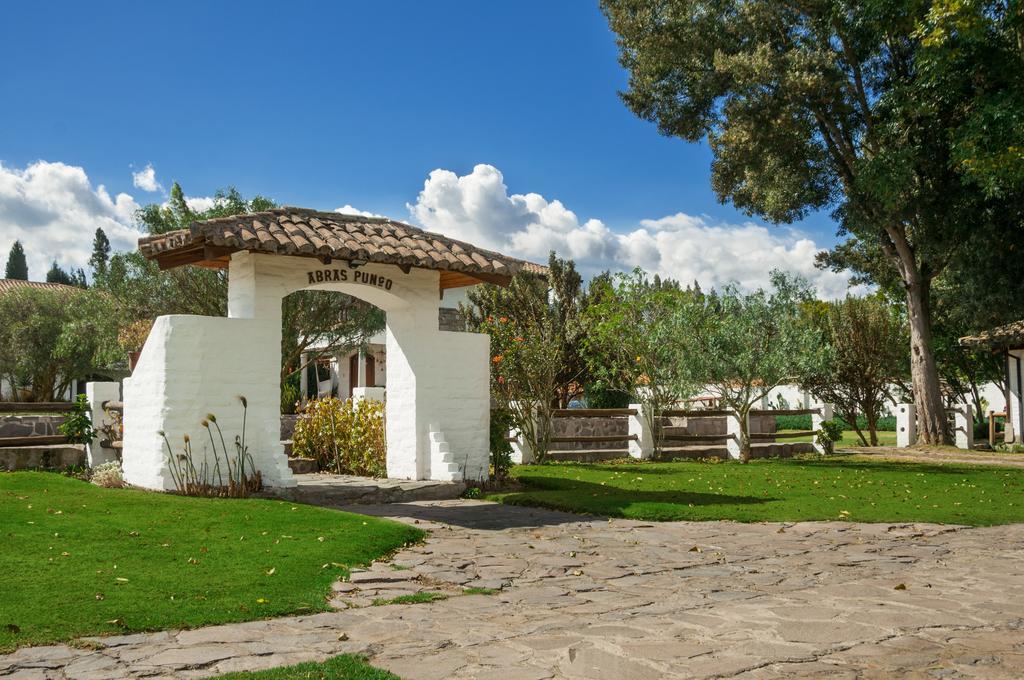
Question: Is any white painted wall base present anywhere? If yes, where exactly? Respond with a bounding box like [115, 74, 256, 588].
[86, 381, 121, 467]
[351, 387, 386, 402]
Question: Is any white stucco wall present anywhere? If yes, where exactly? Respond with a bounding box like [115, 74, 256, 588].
[122, 315, 295, 490]
[122, 251, 491, 487]
[1008, 350, 1023, 444]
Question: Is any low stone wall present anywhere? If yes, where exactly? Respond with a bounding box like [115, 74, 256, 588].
[281, 414, 299, 441]
[0, 415, 66, 438]
[550, 416, 629, 451]
[677, 414, 777, 436]
[0, 444, 85, 471]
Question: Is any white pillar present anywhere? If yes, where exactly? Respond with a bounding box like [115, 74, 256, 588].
[954, 403, 974, 450]
[509, 402, 537, 464]
[299, 351, 308, 403]
[896, 403, 916, 447]
[725, 410, 743, 460]
[627, 403, 654, 460]
[357, 346, 367, 388]
[812, 402, 834, 454]
[85, 381, 121, 467]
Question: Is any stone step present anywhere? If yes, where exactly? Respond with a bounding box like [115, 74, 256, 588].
[263, 473, 466, 505]
[428, 431, 447, 444]
[432, 441, 450, 454]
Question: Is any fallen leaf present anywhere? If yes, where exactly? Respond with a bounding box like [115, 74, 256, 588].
[266, 567, 276, 576]
[894, 583, 907, 591]
[337, 632, 349, 641]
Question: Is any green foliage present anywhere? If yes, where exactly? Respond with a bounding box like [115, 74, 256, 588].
[492, 459, 1024, 525]
[292, 397, 386, 477]
[0, 287, 122, 401]
[280, 371, 301, 415]
[602, 0, 1024, 445]
[465, 254, 590, 461]
[4, 240, 28, 280]
[489, 408, 515, 482]
[58, 395, 96, 444]
[583, 269, 699, 453]
[816, 420, 846, 454]
[777, 414, 897, 432]
[88, 228, 111, 279]
[681, 272, 826, 460]
[45, 261, 87, 288]
[801, 295, 908, 446]
[371, 592, 446, 606]
[213, 655, 400, 680]
[0, 472, 422, 651]
[584, 384, 631, 409]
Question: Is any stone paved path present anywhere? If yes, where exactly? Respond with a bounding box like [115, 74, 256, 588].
[3, 500, 1024, 679]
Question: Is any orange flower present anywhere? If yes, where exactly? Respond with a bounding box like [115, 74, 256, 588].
[486, 315, 494, 322]
[499, 316, 508, 323]
[513, 336, 524, 342]
[497, 376, 505, 384]
[492, 355, 503, 363]
[637, 373, 651, 385]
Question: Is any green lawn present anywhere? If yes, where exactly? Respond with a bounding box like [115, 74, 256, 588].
[0, 473, 423, 652]
[215, 655, 399, 679]
[490, 457, 1024, 525]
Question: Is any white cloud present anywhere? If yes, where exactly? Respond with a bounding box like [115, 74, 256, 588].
[409, 164, 853, 298]
[131, 163, 163, 193]
[335, 204, 383, 218]
[184, 196, 217, 213]
[0, 160, 142, 280]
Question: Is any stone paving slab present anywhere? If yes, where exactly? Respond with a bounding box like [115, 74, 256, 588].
[2, 500, 1023, 679]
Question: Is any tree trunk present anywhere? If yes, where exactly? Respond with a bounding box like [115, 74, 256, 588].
[905, 280, 948, 444]
[866, 410, 879, 446]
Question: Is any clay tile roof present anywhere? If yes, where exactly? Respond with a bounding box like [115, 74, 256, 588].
[138, 207, 548, 282]
[960, 320, 1024, 350]
[0, 279, 81, 295]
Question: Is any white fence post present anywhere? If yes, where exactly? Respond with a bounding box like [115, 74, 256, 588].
[812, 403, 834, 454]
[85, 381, 120, 467]
[896, 403, 917, 447]
[725, 410, 743, 460]
[628, 403, 654, 460]
[954, 403, 974, 450]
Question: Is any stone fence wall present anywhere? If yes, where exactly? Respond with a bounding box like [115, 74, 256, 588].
[0, 415, 65, 438]
[549, 412, 777, 451]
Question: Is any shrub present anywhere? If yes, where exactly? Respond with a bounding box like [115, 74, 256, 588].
[58, 395, 96, 444]
[584, 385, 631, 409]
[489, 409, 515, 482]
[281, 372, 301, 415]
[91, 460, 124, 488]
[816, 419, 845, 454]
[292, 397, 386, 477]
[776, 413, 896, 432]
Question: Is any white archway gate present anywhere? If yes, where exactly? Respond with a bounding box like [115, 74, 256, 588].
[122, 209, 545, 490]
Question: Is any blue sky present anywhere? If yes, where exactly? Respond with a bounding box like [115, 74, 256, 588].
[0, 1, 849, 294]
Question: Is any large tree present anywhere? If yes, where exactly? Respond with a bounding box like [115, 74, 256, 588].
[601, 0, 1022, 444]
[0, 287, 121, 401]
[4, 241, 28, 280]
